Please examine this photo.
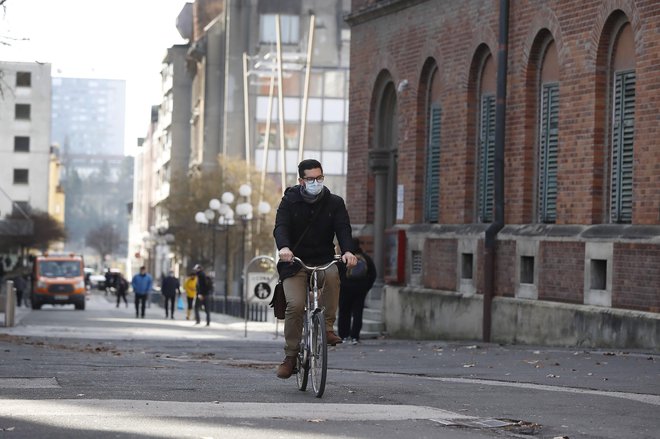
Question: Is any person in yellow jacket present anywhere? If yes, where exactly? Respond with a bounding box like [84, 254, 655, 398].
[183, 271, 198, 320]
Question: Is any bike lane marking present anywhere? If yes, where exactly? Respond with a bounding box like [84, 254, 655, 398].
[344, 371, 660, 406]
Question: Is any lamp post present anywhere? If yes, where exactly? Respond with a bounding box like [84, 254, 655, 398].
[235, 184, 254, 318]
[194, 185, 270, 317]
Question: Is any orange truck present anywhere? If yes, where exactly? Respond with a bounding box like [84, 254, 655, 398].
[31, 254, 87, 310]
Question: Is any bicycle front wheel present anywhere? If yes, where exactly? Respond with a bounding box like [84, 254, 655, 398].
[296, 312, 310, 391]
[310, 310, 328, 397]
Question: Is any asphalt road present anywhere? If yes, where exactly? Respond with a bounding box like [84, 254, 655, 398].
[1, 291, 658, 438]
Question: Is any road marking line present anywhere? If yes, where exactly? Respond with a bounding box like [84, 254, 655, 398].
[346, 371, 660, 406]
[0, 400, 473, 422]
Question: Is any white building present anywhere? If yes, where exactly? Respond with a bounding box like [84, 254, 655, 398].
[0, 61, 52, 217]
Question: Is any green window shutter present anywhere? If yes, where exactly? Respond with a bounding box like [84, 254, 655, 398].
[538, 83, 559, 223]
[424, 104, 441, 223]
[611, 70, 635, 223]
[478, 94, 496, 223]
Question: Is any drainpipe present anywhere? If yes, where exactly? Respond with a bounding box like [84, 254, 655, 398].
[483, 0, 509, 342]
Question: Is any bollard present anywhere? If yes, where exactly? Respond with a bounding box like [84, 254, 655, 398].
[4, 280, 15, 328]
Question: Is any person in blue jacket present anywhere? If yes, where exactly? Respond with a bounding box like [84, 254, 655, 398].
[131, 266, 153, 318]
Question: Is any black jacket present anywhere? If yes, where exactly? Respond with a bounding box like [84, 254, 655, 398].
[339, 250, 377, 294]
[274, 185, 356, 279]
[161, 275, 180, 297]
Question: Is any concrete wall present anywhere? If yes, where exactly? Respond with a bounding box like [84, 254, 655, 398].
[385, 286, 660, 351]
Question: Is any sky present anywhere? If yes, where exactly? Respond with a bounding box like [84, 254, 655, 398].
[1, 0, 189, 155]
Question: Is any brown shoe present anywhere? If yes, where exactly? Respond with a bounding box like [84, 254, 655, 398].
[276, 356, 297, 379]
[326, 331, 343, 346]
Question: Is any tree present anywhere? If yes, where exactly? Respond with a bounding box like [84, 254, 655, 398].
[0, 210, 67, 254]
[162, 155, 280, 269]
[85, 223, 120, 262]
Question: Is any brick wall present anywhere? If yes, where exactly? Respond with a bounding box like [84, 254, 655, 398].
[538, 241, 585, 304]
[495, 240, 516, 297]
[423, 238, 456, 291]
[613, 243, 660, 312]
[348, 0, 660, 225]
[348, 0, 660, 312]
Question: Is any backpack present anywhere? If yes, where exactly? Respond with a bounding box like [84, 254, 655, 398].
[204, 275, 214, 295]
[346, 253, 368, 279]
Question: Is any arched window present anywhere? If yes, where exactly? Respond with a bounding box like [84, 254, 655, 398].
[609, 22, 635, 223]
[423, 64, 442, 223]
[537, 40, 559, 223]
[377, 82, 398, 227]
[477, 54, 496, 223]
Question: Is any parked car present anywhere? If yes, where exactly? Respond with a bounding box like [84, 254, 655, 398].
[89, 273, 106, 290]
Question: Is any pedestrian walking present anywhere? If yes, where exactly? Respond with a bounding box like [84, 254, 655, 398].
[273, 158, 358, 379]
[131, 266, 153, 318]
[183, 271, 197, 320]
[338, 238, 377, 344]
[13, 274, 27, 307]
[193, 264, 212, 326]
[161, 270, 180, 319]
[115, 273, 129, 308]
[104, 268, 113, 296]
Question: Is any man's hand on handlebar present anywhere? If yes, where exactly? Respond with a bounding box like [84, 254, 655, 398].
[342, 251, 357, 268]
[278, 247, 294, 262]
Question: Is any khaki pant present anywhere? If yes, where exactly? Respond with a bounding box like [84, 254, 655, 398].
[282, 264, 339, 357]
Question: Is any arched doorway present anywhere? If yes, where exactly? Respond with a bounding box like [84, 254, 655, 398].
[368, 78, 398, 301]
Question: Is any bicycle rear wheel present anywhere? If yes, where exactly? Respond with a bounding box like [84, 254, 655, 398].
[310, 310, 328, 397]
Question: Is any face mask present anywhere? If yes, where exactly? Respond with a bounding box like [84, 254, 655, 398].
[305, 181, 323, 196]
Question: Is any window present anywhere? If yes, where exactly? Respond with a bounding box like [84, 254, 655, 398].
[14, 136, 30, 152]
[16, 71, 31, 87]
[15, 104, 31, 120]
[478, 94, 496, 222]
[538, 83, 559, 222]
[608, 22, 635, 224]
[14, 169, 29, 184]
[12, 201, 30, 216]
[476, 53, 496, 223]
[610, 70, 635, 223]
[260, 14, 300, 44]
[425, 104, 442, 223]
[322, 124, 344, 151]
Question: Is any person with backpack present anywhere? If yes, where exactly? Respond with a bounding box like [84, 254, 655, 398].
[115, 273, 129, 308]
[193, 264, 212, 326]
[338, 238, 377, 344]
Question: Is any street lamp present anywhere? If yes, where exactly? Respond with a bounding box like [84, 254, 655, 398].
[193, 185, 270, 317]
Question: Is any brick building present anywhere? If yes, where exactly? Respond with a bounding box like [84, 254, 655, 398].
[346, 0, 660, 349]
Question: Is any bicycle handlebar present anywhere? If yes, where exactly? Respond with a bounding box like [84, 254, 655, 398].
[291, 255, 342, 272]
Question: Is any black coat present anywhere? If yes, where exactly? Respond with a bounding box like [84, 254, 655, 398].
[161, 275, 180, 297]
[339, 250, 377, 294]
[274, 185, 356, 280]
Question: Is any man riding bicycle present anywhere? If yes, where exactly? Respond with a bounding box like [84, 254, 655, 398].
[273, 159, 358, 379]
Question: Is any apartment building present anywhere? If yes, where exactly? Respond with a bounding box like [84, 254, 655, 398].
[0, 61, 52, 218]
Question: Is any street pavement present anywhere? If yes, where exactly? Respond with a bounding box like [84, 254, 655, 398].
[0, 291, 658, 438]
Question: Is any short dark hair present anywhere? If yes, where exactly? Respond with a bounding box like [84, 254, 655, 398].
[140, 266, 146, 270]
[298, 159, 323, 178]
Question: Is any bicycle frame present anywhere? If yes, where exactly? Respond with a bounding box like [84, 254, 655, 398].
[292, 255, 341, 397]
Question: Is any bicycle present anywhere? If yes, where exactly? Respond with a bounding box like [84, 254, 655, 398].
[291, 255, 341, 398]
